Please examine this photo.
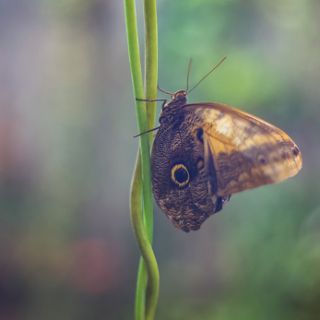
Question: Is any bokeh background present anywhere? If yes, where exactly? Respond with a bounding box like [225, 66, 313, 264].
[0, 1, 319, 319]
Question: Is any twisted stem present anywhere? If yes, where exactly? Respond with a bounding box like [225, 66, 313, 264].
[124, 0, 159, 318]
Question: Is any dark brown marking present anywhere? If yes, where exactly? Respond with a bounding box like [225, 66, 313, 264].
[292, 146, 300, 156]
[196, 127, 204, 143]
[207, 149, 219, 193]
[257, 154, 267, 165]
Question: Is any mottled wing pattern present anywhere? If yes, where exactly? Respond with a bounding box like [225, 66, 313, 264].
[185, 102, 302, 197]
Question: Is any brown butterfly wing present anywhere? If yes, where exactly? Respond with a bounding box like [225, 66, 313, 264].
[184, 102, 302, 197]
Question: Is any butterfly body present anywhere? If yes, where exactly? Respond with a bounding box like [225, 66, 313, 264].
[151, 90, 302, 232]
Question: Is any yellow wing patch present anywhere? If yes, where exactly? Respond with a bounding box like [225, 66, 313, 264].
[188, 102, 302, 196]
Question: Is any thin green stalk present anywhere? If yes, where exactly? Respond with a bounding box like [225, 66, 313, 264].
[143, 0, 159, 313]
[135, 259, 147, 319]
[131, 153, 159, 320]
[124, 0, 159, 319]
[144, 0, 158, 134]
[130, 155, 146, 320]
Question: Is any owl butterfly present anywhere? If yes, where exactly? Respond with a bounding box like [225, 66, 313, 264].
[148, 57, 302, 232]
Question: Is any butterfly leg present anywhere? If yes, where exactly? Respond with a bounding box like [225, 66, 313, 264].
[136, 97, 167, 109]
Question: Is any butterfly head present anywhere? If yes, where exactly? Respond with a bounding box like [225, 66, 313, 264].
[163, 90, 188, 110]
[172, 89, 187, 100]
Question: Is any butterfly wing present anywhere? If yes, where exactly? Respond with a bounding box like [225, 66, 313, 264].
[184, 102, 302, 197]
[151, 106, 229, 232]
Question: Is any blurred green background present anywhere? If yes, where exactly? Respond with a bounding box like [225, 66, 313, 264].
[0, 0, 319, 319]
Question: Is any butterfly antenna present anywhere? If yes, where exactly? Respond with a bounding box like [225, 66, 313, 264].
[188, 56, 227, 93]
[133, 126, 160, 138]
[186, 58, 192, 91]
[157, 85, 173, 96]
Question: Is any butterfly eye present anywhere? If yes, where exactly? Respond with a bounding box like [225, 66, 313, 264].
[171, 164, 190, 187]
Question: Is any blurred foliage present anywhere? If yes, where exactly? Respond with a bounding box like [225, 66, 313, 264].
[0, 0, 319, 319]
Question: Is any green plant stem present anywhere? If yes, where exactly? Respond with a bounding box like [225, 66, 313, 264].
[131, 154, 159, 320]
[135, 258, 147, 319]
[144, 0, 158, 133]
[130, 154, 146, 320]
[124, 0, 159, 318]
[143, 0, 159, 314]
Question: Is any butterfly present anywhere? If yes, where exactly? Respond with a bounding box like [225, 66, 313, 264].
[147, 58, 302, 232]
